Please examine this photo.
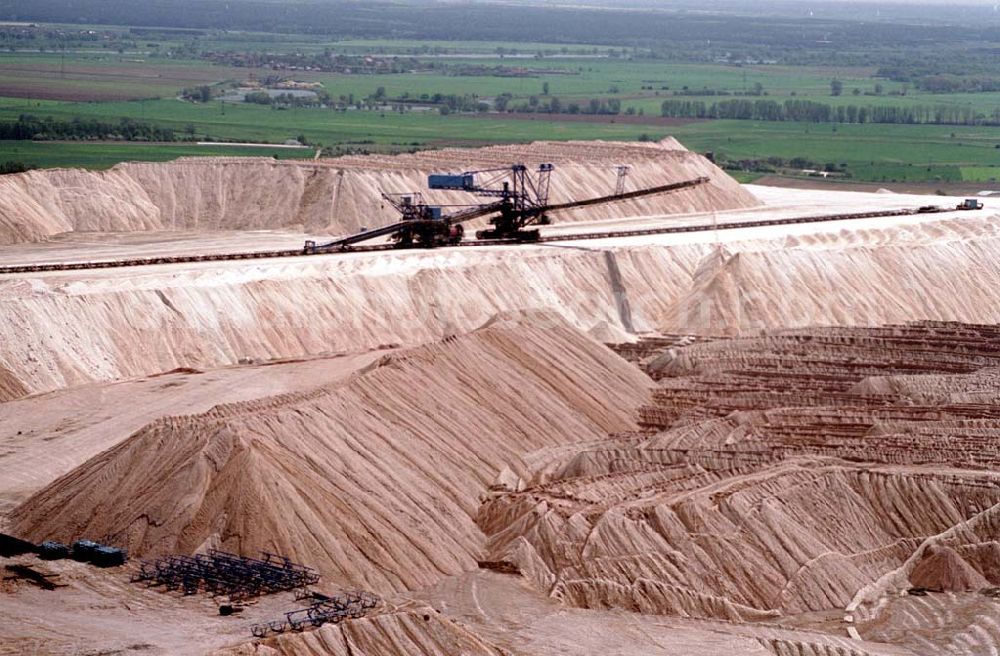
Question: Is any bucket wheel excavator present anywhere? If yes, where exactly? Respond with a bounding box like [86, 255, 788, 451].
[304, 164, 709, 252]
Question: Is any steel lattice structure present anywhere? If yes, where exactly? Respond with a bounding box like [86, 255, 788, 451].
[251, 590, 381, 637]
[131, 550, 319, 601]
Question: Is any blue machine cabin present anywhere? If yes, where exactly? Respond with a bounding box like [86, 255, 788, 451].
[428, 173, 475, 191]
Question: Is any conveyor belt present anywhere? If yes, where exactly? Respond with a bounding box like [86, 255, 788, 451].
[0, 206, 936, 275]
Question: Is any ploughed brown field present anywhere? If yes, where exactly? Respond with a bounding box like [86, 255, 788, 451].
[1, 139, 998, 655]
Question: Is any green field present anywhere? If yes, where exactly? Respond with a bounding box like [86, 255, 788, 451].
[0, 97, 672, 149]
[960, 166, 1000, 183]
[668, 122, 1000, 163]
[1, 20, 999, 183]
[7, 49, 992, 113]
[0, 140, 315, 169]
[5, 105, 998, 184]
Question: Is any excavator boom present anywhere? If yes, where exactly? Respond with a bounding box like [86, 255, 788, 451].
[541, 176, 709, 214]
[305, 168, 710, 252]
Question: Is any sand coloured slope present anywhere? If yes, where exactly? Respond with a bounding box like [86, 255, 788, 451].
[213, 609, 505, 656]
[858, 592, 1000, 655]
[2, 141, 1000, 655]
[9, 311, 652, 593]
[477, 323, 1000, 654]
[5, 211, 1000, 402]
[908, 546, 990, 592]
[0, 364, 27, 402]
[0, 351, 387, 518]
[0, 139, 757, 245]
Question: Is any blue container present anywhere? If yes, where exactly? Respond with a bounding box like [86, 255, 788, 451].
[428, 174, 474, 190]
[91, 545, 128, 568]
[38, 541, 70, 560]
[72, 539, 100, 562]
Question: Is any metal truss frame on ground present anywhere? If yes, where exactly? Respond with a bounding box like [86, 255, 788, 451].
[250, 589, 381, 637]
[131, 549, 319, 601]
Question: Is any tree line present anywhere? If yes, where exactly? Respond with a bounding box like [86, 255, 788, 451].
[495, 94, 624, 115]
[661, 98, 1000, 126]
[876, 64, 1000, 94]
[0, 160, 33, 175]
[0, 115, 177, 141]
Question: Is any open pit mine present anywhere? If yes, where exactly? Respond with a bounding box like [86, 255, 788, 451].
[0, 138, 998, 656]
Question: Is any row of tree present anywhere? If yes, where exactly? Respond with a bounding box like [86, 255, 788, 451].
[715, 154, 848, 176]
[876, 67, 1000, 94]
[0, 161, 34, 175]
[495, 94, 623, 115]
[661, 99, 1000, 126]
[0, 115, 176, 141]
[243, 90, 332, 108]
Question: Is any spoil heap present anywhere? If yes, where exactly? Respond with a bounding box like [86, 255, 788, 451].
[0, 138, 757, 245]
[9, 311, 652, 593]
[856, 588, 1000, 655]
[214, 609, 506, 656]
[908, 546, 990, 593]
[8, 212, 1000, 402]
[478, 322, 1000, 650]
[0, 364, 27, 402]
[659, 218, 1000, 335]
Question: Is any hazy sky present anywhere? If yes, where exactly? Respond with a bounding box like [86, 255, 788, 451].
[813, 0, 998, 4]
[584, 0, 1000, 6]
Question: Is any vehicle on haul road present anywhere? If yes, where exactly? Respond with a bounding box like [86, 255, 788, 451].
[957, 198, 985, 211]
